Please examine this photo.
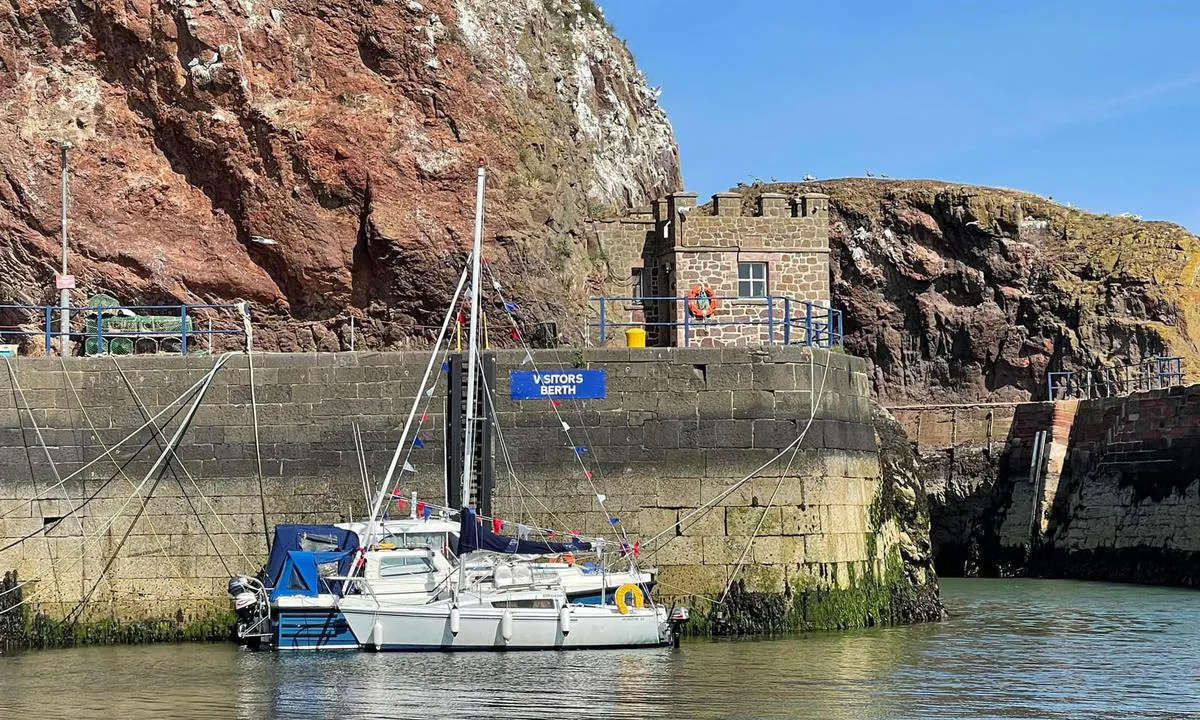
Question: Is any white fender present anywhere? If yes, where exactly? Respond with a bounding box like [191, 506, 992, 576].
[449, 607, 461, 636]
[558, 606, 571, 635]
[371, 621, 384, 651]
[501, 609, 514, 643]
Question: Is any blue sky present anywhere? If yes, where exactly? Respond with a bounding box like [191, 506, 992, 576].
[602, 1, 1200, 231]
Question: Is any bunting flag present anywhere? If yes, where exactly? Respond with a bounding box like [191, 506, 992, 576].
[550, 400, 562, 408]
[396, 498, 408, 512]
[560, 421, 570, 431]
[491, 278, 502, 291]
[403, 461, 416, 472]
[422, 504, 433, 519]
[546, 529, 556, 539]
[583, 470, 593, 480]
[412, 437, 425, 449]
[441, 361, 450, 372]
[595, 538, 607, 557]
[456, 312, 465, 325]
[420, 413, 429, 424]
[632, 541, 641, 558]
[596, 494, 607, 503]
[521, 351, 533, 367]
[510, 328, 521, 341]
[569, 530, 579, 539]
[504, 302, 518, 313]
[426, 387, 435, 397]
[391, 489, 403, 498]
[416, 501, 426, 516]
[517, 524, 531, 539]
[619, 542, 641, 558]
[492, 517, 504, 535]
[573, 446, 588, 455]
[608, 516, 621, 526]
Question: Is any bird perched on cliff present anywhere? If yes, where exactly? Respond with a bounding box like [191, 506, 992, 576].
[802, 174, 816, 182]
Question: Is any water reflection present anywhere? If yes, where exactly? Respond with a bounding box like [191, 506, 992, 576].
[4, 579, 1200, 719]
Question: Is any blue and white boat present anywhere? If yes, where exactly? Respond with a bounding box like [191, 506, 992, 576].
[228, 509, 655, 651]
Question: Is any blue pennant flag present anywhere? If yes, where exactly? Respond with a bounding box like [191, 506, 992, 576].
[413, 437, 425, 449]
[608, 516, 621, 526]
[504, 302, 518, 313]
[422, 505, 433, 519]
[573, 446, 588, 455]
[440, 361, 450, 372]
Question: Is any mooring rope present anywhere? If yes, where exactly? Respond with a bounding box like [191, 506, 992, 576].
[60, 357, 185, 584]
[110, 357, 253, 572]
[5, 354, 232, 622]
[718, 346, 833, 604]
[0, 370, 218, 520]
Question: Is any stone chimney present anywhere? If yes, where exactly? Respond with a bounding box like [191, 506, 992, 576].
[712, 192, 742, 217]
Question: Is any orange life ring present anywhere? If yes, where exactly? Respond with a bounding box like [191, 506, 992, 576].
[687, 286, 720, 318]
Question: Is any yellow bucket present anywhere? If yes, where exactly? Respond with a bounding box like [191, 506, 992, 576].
[625, 327, 646, 348]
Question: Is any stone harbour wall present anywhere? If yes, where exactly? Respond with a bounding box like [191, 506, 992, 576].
[0, 347, 940, 644]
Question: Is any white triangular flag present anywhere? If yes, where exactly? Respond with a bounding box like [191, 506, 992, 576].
[426, 387, 435, 397]
[596, 494, 606, 503]
[492, 279, 502, 291]
[521, 351, 533, 367]
[561, 421, 570, 431]
[403, 461, 415, 472]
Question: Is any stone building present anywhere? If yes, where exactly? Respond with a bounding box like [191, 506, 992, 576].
[589, 189, 832, 347]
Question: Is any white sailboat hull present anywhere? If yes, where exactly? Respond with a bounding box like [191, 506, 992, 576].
[338, 597, 669, 651]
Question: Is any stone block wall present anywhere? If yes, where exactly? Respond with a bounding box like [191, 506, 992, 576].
[0, 347, 931, 633]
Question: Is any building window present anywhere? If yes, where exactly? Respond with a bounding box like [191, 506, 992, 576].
[631, 268, 644, 301]
[738, 262, 768, 298]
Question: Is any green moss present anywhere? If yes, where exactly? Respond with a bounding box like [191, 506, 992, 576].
[9, 609, 234, 650]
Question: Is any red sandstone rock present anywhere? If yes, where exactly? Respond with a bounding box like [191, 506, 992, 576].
[0, 0, 679, 349]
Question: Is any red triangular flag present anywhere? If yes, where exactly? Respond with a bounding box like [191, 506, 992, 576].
[633, 541, 641, 558]
[547, 529, 556, 538]
[492, 517, 503, 534]
[549, 400, 561, 408]
[456, 312, 465, 324]
[510, 328, 520, 341]
[420, 413, 428, 424]
[583, 470, 592, 480]
[416, 501, 426, 516]
[570, 530, 579, 538]
[396, 498, 408, 511]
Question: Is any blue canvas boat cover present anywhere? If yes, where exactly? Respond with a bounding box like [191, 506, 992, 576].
[457, 507, 591, 555]
[269, 550, 354, 601]
[262, 524, 359, 588]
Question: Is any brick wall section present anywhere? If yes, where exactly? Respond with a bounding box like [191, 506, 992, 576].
[0, 347, 893, 620]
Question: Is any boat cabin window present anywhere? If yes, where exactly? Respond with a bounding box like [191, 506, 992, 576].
[377, 555, 435, 578]
[378, 532, 446, 550]
[298, 532, 340, 552]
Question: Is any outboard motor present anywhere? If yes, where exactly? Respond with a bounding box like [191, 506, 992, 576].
[227, 575, 270, 650]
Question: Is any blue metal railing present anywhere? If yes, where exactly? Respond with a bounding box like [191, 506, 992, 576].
[1046, 356, 1184, 400]
[0, 303, 250, 356]
[590, 295, 843, 348]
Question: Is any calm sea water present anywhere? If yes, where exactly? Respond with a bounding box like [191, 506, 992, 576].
[2, 579, 1199, 719]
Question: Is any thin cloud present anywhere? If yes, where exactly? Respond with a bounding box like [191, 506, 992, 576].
[1015, 73, 1200, 137]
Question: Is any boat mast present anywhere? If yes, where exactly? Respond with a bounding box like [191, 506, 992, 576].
[461, 167, 486, 510]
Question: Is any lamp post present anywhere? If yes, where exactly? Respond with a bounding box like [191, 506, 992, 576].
[58, 141, 72, 355]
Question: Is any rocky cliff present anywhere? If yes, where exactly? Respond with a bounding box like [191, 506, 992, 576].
[747, 180, 1200, 404]
[0, 0, 678, 350]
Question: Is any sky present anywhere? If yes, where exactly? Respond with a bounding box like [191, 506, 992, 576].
[602, 1, 1200, 231]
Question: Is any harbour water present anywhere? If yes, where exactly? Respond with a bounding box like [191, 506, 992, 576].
[2, 578, 1199, 719]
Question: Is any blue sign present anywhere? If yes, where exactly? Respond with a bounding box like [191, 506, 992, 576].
[511, 370, 607, 400]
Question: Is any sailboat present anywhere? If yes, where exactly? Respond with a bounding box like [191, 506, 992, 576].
[229, 167, 680, 651]
[334, 167, 684, 651]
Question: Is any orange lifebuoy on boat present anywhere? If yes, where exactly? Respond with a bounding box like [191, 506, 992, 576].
[687, 285, 719, 318]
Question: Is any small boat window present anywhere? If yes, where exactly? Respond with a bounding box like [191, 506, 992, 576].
[492, 599, 556, 609]
[298, 533, 340, 552]
[379, 532, 445, 550]
[377, 555, 435, 578]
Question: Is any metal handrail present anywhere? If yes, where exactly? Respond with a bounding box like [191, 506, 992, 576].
[0, 303, 250, 356]
[1045, 356, 1185, 400]
[589, 295, 843, 348]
